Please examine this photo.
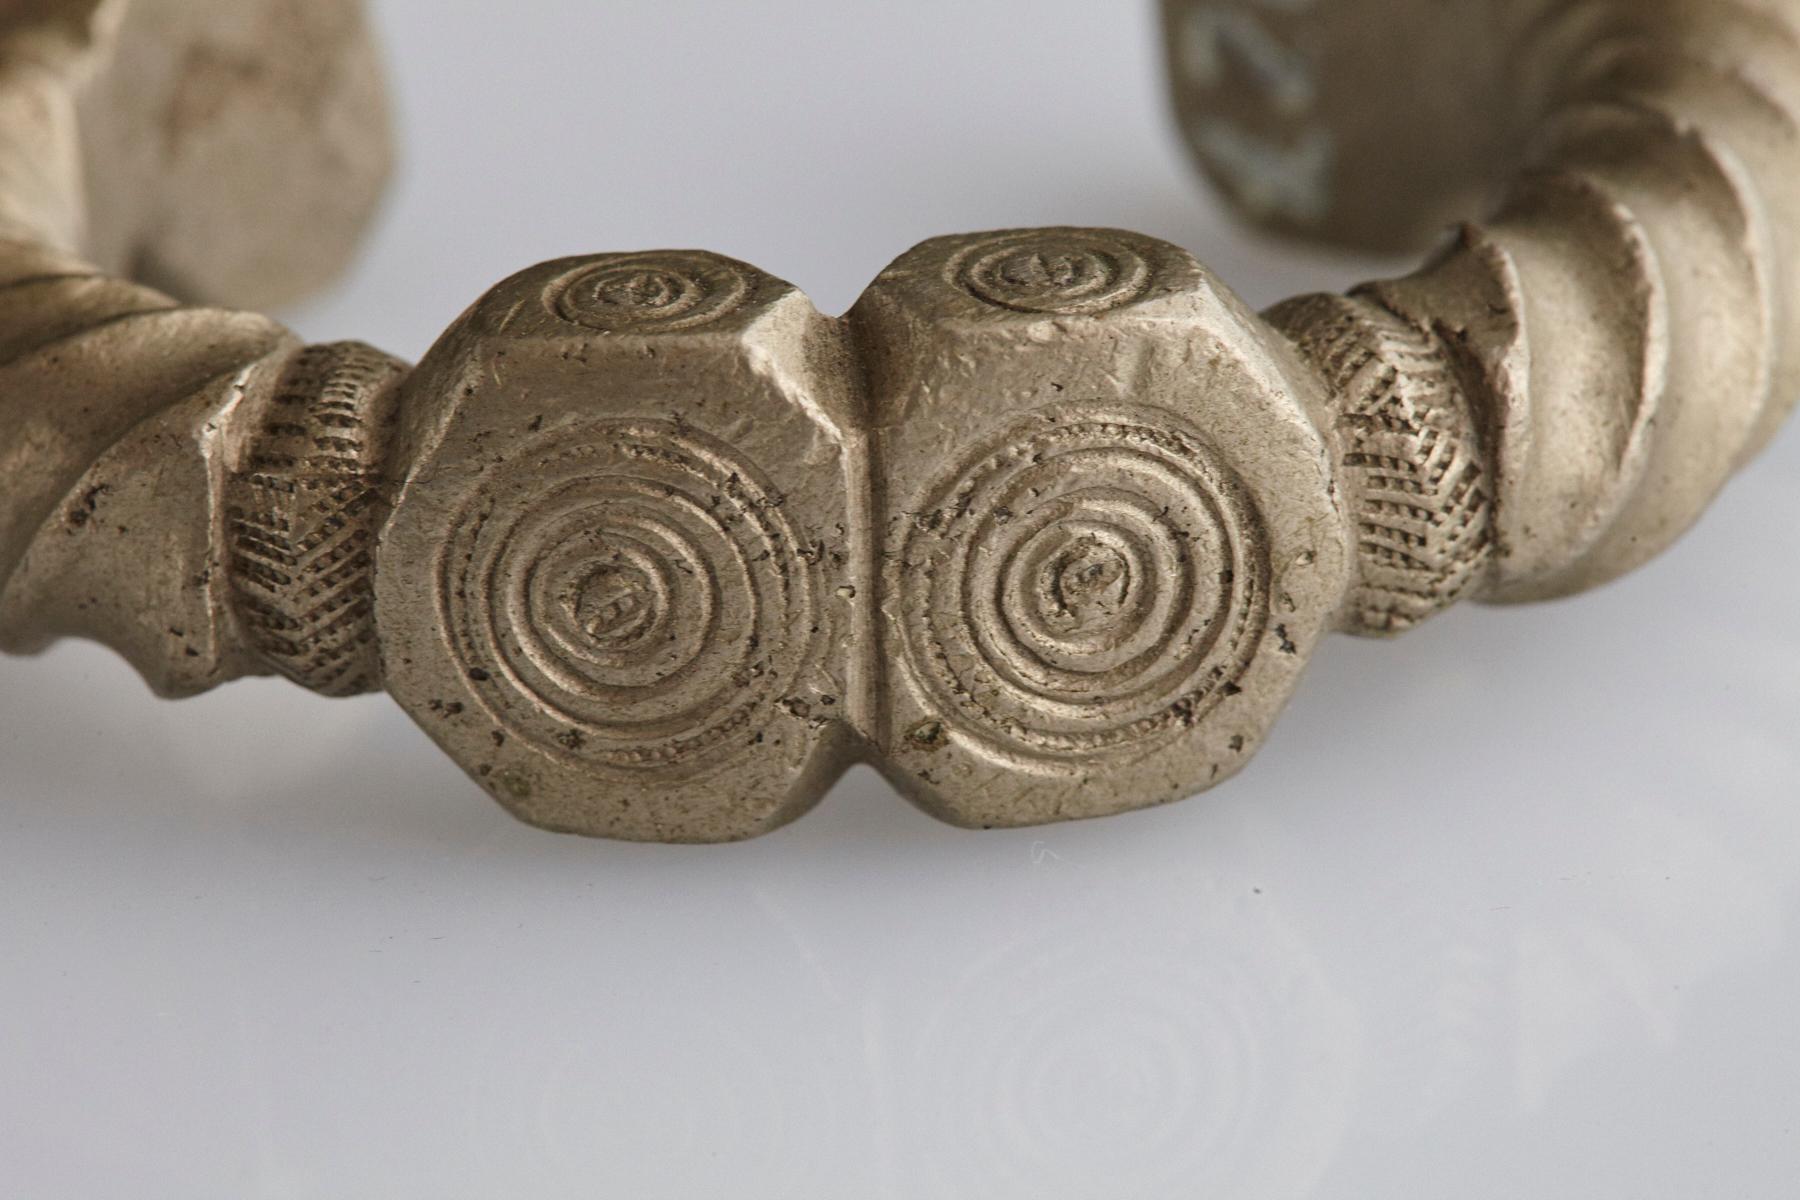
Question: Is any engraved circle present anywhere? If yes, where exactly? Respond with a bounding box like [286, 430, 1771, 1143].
[898, 410, 1267, 758]
[551, 253, 753, 333]
[441, 420, 813, 771]
[955, 232, 1154, 315]
[568, 559, 662, 648]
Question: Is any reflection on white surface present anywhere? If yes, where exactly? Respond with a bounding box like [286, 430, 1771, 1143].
[1, 1, 1797, 1197]
[895, 905, 1359, 1196]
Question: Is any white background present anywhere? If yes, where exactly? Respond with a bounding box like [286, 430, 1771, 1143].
[3, 2, 1798, 1196]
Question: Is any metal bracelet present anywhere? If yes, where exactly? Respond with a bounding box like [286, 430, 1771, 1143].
[0, 0, 1792, 842]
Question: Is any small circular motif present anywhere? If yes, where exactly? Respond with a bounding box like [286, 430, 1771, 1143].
[441, 420, 815, 772]
[898, 408, 1268, 760]
[550, 253, 752, 332]
[567, 561, 661, 647]
[953, 232, 1154, 315]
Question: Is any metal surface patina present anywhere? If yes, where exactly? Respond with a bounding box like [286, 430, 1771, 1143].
[0, 0, 1795, 840]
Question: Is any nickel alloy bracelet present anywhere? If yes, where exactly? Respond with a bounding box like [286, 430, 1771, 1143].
[2, 0, 1793, 842]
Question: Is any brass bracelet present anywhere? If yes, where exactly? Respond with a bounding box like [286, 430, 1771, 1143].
[1, 0, 1793, 842]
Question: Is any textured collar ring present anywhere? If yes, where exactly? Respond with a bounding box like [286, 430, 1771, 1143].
[0, 0, 1792, 842]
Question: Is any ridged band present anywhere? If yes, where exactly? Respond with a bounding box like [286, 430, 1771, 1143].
[225, 341, 409, 696]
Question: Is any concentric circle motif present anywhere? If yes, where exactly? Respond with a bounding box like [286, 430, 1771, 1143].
[441, 420, 815, 771]
[899, 409, 1268, 760]
[549, 253, 752, 332]
[952, 232, 1154, 315]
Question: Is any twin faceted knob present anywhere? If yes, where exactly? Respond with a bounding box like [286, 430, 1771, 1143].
[374, 230, 1351, 841]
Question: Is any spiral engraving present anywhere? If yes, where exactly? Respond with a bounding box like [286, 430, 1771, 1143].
[898, 408, 1268, 760]
[441, 419, 815, 772]
[951, 231, 1153, 315]
[549, 253, 753, 333]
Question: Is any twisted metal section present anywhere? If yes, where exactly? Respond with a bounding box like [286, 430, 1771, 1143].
[0, 235, 413, 698]
[0, 268, 419, 700]
[0, 3, 409, 698]
[0, 239, 296, 695]
[1268, 0, 1800, 612]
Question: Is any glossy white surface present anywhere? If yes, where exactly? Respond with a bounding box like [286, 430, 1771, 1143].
[2, 2, 1797, 1196]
